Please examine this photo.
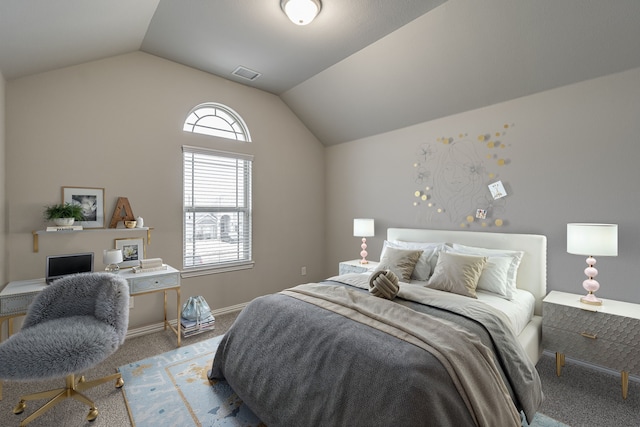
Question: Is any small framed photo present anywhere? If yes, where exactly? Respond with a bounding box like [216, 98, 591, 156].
[488, 181, 507, 200]
[62, 187, 105, 228]
[115, 238, 145, 268]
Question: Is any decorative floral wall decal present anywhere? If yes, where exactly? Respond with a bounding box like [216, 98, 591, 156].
[412, 123, 514, 228]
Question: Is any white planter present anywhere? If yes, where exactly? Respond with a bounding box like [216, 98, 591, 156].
[53, 218, 75, 226]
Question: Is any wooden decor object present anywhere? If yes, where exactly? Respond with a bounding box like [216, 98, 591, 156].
[109, 197, 136, 228]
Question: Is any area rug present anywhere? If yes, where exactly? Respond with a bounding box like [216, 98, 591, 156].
[119, 336, 567, 427]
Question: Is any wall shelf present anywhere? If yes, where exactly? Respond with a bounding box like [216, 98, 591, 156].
[31, 227, 154, 252]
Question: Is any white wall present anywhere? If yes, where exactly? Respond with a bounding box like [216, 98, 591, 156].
[326, 67, 640, 304]
[5, 52, 326, 329]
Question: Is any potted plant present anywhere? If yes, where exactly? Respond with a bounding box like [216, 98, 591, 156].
[44, 203, 86, 226]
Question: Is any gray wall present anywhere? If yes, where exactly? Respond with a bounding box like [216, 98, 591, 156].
[0, 72, 5, 286]
[4, 52, 326, 329]
[327, 67, 640, 304]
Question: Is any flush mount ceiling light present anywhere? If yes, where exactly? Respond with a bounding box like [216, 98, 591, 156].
[281, 0, 322, 26]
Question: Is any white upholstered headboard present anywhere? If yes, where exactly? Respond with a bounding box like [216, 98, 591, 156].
[387, 228, 547, 315]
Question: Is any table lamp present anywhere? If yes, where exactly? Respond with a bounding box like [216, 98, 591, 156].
[567, 223, 618, 305]
[104, 249, 123, 273]
[353, 218, 375, 264]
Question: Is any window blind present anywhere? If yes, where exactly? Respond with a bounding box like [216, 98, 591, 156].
[182, 145, 253, 271]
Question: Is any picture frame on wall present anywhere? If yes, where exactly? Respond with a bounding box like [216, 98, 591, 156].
[62, 186, 105, 229]
[115, 237, 145, 268]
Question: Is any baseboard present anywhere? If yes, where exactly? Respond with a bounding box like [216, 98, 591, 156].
[542, 350, 640, 383]
[126, 302, 247, 340]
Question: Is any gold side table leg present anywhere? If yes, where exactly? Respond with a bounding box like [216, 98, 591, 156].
[176, 288, 181, 347]
[555, 352, 565, 376]
[621, 371, 629, 399]
[163, 291, 168, 331]
[162, 289, 181, 347]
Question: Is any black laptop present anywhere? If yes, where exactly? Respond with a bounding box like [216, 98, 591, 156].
[45, 252, 94, 284]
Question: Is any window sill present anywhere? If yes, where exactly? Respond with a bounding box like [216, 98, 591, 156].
[180, 261, 255, 278]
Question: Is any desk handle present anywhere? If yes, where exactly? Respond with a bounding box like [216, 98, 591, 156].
[581, 332, 597, 339]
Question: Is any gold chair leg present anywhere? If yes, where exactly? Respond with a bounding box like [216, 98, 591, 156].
[14, 386, 66, 404]
[76, 372, 123, 391]
[18, 390, 68, 426]
[13, 372, 123, 426]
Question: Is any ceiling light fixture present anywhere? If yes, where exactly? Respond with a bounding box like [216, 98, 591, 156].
[281, 0, 322, 26]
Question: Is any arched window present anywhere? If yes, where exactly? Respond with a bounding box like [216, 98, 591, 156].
[183, 103, 251, 142]
[182, 103, 253, 275]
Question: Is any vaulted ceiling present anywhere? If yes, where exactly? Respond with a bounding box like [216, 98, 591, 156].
[2, 0, 640, 145]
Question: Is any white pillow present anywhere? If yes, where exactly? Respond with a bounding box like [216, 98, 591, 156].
[451, 243, 524, 300]
[474, 255, 512, 299]
[426, 252, 487, 299]
[381, 240, 446, 281]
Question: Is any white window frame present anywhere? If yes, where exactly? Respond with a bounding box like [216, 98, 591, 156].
[182, 145, 253, 277]
[183, 102, 251, 141]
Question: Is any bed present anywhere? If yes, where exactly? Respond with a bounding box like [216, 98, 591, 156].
[209, 228, 547, 426]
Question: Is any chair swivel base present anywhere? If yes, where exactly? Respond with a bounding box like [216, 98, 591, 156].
[13, 372, 124, 426]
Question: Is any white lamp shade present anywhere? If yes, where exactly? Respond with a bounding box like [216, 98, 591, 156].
[567, 223, 618, 256]
[353, 218, 375, 237]
[103, 249, 123, 265]
[281, 0, 321, 25]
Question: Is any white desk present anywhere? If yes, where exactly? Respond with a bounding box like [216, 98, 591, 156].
[0, 266, 182, 346]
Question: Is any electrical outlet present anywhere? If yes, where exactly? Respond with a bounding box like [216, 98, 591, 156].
[301, 266, 307, 276]
[129, 296, 134, 309]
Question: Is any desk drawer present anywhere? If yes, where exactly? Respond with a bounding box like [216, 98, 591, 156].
[128, 273, 179, 294]
[0, 291, 40, 315]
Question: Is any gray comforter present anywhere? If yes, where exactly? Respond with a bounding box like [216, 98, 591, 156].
[209, 275, 543, 426]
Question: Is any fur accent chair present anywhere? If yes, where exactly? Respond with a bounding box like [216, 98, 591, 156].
[0, 273, 129, 426]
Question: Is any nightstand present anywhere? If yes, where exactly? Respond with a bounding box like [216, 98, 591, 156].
[338, 259, 379, 275]
[542, 290, 640, 399]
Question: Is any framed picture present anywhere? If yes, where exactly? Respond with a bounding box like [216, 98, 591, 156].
[62, 187, 105, 228]
[115, 238, 145, 268]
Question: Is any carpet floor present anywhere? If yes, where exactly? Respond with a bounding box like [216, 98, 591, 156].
[1, 310, 639, 426]
[119, 334, 564, 427]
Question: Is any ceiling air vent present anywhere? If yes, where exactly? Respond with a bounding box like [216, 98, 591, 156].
[232, 66, 262, 81]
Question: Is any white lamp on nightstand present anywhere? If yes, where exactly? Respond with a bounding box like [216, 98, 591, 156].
[567, 223, 618, 305]
[353, 218, 375, 264]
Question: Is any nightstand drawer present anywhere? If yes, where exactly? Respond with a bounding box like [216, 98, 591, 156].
[543, 325, 640, 374]
[543, 302, 640, 347]
[128, 273, 179, 294]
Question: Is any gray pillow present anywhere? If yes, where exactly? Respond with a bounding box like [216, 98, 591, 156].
[375, 247, 423, 281]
